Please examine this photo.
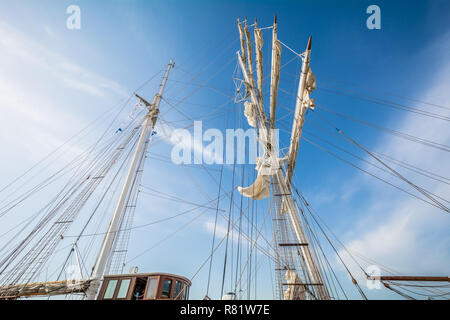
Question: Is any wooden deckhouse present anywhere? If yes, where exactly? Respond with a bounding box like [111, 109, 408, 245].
[97, 272, 191, 300]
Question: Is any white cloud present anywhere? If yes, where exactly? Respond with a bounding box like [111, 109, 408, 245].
[0, 19, 130, 163]
[204, 220, 230, 239]
[0, 19, 127, 98]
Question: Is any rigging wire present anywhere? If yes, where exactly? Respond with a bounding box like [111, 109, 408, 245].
[233, 205, 272, 297]
[0, 121, 143, 286]
[0, 103, 143, 221]
[276, 82, 450, 154]
[0, 66, 167, 209]
[0, 96, 134, 201]
[292, 179, 448, 299]
[316, 74, 450, 111]
[316, 86, 450, 122]
[65, 191, 232, 239]
[291, 186, 368, 300]
[300, 130, 450, 202]
[312, 112, 450, 213]
[294, 195, 346, 300]
[206, 162, 224, 298]
[315, 104, 450, 153]
[277, 119, 450, 211]
[0, 112, 146, 285]
[302, 136, 449, 213]
[220, 110, 238, 298]
[302, 120, 450, 184]
[275, 110, 450, 213]
[139, 188, 224, 211]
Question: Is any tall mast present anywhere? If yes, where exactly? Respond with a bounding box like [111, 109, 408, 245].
[236, 19, 329, 299]
[285, 37, 312, 187]
[86, 60, 174, 300]
[276, 37, 329, 300]
[275, 37, 329, 300]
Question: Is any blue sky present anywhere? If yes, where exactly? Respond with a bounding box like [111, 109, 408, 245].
[0, 0, 449, 300]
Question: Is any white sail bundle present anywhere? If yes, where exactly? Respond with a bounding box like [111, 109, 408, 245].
[238, 151, 279, 200]
[236, 19, 273, 200]
[237, 19, 247, 68]
[238, 171, 270, 200]
[269, 19, 281, 130]
[254, 21, 264, 106]
[236, 18, 283, 201]
[283, 270, 306, 300]
[281, 67, 315, 213]
[302, 67, 316, 110]
[243, 101, 257, 128]
[0, 279, 92, 299]
[285, 37, 314, 189]
[244, 20, 255, 88]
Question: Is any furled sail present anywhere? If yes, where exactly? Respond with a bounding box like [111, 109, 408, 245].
[244, 20, 255, 88]
[283, 270, 306, 300]
[254, 20, 264, 107]
[285, 37, 314, 188]
[302, 67, 316, 109]
[243, 101, 257, 127]
[237, 19, 247, 68]
[237, 154, 274, 200]
[281, 67, 315, 213]
[236, 19, 275, 201]
[237, 171, 270, 200]
[237, 18, 254, 99]
[269, 18, 281, 130]
[0, 279, 91, 299]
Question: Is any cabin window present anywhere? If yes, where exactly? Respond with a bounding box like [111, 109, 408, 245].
[104, 279, 118, 299]
[145, 277, 158, 299]
[181, 286, 187, 300]
[133, 277, 148, 300]
[117, 279, 131, 299]
[161, 279, 172, 298]
[174, 281, 182, 299]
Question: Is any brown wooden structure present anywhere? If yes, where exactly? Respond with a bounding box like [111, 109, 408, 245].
[97, 272, 191, 300]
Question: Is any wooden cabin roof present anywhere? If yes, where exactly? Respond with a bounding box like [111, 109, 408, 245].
[103, 272, 191, 286]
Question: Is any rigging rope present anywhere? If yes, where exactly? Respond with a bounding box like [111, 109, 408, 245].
[316, 74, 450, 111]
[313, 112, 450, 213]
[317, 86, 450, 122]
[291, 186, 368, 300]
[206, 163, 224, 297]
[300, 129, 450, 201]
[315, 104, 450, 153]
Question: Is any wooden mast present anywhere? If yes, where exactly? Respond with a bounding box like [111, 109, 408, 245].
[368, 276, 450, 282]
